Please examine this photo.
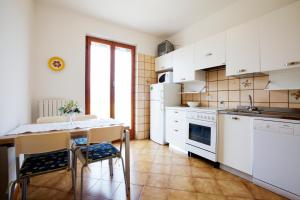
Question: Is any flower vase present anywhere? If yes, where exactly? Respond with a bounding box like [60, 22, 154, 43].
[68, 113, 75, 124]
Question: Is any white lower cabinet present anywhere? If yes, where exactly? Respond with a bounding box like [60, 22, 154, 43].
[218, 114, 253, 175]
[165, 108, 187, 151]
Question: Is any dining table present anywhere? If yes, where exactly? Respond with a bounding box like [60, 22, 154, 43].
[0, 119, 131, 200]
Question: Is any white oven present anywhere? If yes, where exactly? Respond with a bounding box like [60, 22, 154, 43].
[186, 110, 218, 162]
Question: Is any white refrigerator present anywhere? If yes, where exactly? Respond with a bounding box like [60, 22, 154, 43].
[150, 83, 181, 144]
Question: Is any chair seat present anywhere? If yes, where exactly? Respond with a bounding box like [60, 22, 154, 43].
[80, 143, 120, 162]
[19, 150, 68, 178]
[74, 137, 87, 146]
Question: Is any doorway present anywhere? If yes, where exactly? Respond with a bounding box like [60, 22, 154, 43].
[85, 36, 135, 137]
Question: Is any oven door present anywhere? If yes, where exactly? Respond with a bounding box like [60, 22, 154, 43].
[187, 119, 216, 153]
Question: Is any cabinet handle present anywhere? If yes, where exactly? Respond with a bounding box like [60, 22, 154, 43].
[238, 69, 246, 73]
[285, 62, 300, 67]
[174, 129, 178, 132]
[205, 53, 213, 56]
[174, 120, 178, 123]
[181, 78, 186, 80]
[174, 111, 178, 114]
[231, 116, 239, 120]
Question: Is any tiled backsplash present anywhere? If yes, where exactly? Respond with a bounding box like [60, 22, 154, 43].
[182, 67, 300, 109]
[135, 54, 156, 139]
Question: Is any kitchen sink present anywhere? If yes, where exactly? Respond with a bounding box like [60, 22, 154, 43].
[226, 109, 262, 114]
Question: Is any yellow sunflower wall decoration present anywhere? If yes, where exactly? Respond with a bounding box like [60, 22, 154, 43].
[48, 56, 65, 72]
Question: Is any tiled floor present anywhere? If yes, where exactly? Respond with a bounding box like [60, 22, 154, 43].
[25, 140, 286, 200]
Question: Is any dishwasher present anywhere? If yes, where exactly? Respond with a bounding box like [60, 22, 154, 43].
[253, 118, 300, 200]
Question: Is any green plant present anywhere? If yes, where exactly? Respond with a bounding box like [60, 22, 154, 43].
[58, 100, 81, 115]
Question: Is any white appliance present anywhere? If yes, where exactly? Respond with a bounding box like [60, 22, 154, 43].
[158, 72, 173, 83]
[186, 108, 218, 162]
[150, 83, 181, 144]
[253, 118, 300, 200]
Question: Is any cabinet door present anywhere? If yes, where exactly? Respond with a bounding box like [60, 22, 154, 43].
[195, 32, 226, 69]
[173, 45, 195, 82]
[260, 1, 300, 71]
[226, 19, 260, 76]
[165, 109, 187, 150]
[218, 114, 253, 175]
[155, 52, 173, 71]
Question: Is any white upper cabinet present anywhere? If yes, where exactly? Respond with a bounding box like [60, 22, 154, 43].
[195, 32, 226, 70]
[173, 44, 196, 82]
[226, 19, 260, 76]
[260, 1, 300, 72]
[155, 52, 174, 72]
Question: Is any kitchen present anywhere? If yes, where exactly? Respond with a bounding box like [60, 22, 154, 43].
[1, 0, 300, 199]
[150, 1, 300, 199]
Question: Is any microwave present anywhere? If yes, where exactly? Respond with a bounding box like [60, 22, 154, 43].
[158, 72, 173, 83]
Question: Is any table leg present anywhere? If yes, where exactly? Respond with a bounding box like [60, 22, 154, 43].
[125, 130, 130, 192]
[0, 146, 9, 200]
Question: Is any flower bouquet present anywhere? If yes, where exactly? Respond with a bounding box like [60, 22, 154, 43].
[58, 100, 81, 123]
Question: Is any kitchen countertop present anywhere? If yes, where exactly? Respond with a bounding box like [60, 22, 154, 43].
[219, 106, 300, 121]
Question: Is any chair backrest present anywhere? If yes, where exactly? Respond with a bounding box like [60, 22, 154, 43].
[87, 126, 123, 144]
[36, 116, 68, 124]
[15, 131, 70, 155]
[73, 115, 97, 121]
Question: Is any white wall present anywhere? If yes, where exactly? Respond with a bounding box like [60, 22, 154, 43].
[32, 3, 162, 120]
[0, 0, 34, 134]
[168, 0, 296, 47]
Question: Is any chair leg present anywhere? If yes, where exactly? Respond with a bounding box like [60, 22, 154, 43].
[21, 178, 27, 200]
[80, 165, 85, 200]
[121, 157, 129, 196]
[72, 168, 77, 200]
[109, 158, 113, 177]
[8, 180, 17, 200]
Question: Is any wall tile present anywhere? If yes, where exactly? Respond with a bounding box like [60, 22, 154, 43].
[254, 76, 269, 90]
[145, 55, 151, 63]
[240, 90, 253, 102]
[289, 90, 300, 103]
[289, 103, 300, 108]
[208, 81, 218, 92]
[254, 102, 270, 107]
[208, 71, 218, 82]
[217, 69, 227, 80]
[218, 101, 228, 109]
[209, 101, 218, 108]
[208, 92, 218, 102]
[228, 79, 240, 91]
[201, 101, 209, 107]
[228, 91, 240, 102]
[218, 80, 228, 91]
[138, 62, 145, 69]
[270, 90, 288, 103]
[270, 103, 288, 108]
[138, 54, 145, 62]
[254, 90, 269, 102]
[228, 102, 240, 109]
[240, 77, 254, 90]
[218, 91, 228, 102]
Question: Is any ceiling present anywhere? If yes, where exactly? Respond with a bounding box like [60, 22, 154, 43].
[36, 0, 237, 38]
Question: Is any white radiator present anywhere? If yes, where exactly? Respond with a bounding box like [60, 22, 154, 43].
[38, 98, 69, 118]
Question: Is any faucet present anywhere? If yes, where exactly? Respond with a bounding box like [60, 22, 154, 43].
[248, 95, 257, 111]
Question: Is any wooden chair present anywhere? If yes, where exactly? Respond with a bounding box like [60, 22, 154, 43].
[9, 131, 76, 200]
[74, 126, 127, 200]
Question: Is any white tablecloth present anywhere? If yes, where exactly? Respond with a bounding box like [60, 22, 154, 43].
[6, 119, 122, 136]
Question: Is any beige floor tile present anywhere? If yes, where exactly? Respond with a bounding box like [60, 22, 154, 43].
[217, 180, 252, 198]
[244, 182, 287, 200]
[86, 179, 120, 199]
[132, 161, 152, 173]
[130, 171, 149, 185]
[226, 197, 253, 200]
[190, 158, 212, 168]
[168, 189, 197, 200]
[153, 155, 173, 164]
[171, 157, 191, 165]
[168, 176, 195, 192]
[193, 178, 222, 194]
[145, 174, 169, 188]
[197, 193, 227, 200]
[213, 169, 241, 181]
[140, 186, 168, 200]
[150, 163, 171, 174]
[191, 167, 215, 179]
[171, 165, 192, 176]
[112, 183, 142, 200]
